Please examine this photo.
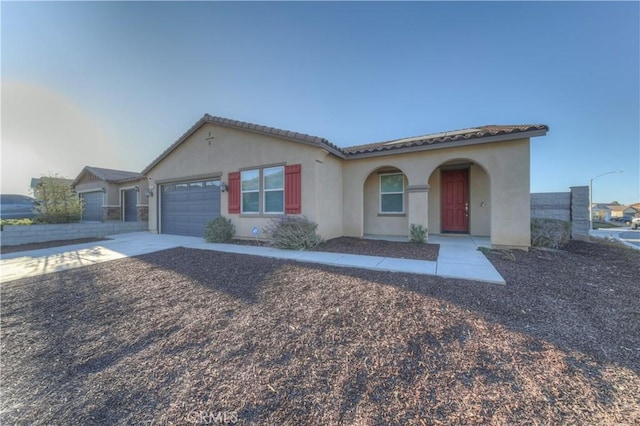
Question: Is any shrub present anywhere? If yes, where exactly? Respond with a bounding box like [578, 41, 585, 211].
[0, 218, 36, 226]
[409, 223, 428, 244]
[531, 218, 571, 248]
[263, 216, 323, 250]
[35, 175, 82, 223]
[204, 216, 235, 243]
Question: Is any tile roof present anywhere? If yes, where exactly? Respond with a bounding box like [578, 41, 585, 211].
[342, 125, 549, 155]
[142, 114, 549, 173]
[73, 166, 144, 186]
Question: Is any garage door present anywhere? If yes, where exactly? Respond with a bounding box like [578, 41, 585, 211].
[161, 179, 221, 237]
[81, 192, 103, 222]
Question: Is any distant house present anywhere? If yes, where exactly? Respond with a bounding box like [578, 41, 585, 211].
[71, 166, 148, 222]
[592, 204, 612, 221]
[592, 203, 638, 221]
[30, 177, 73, 198]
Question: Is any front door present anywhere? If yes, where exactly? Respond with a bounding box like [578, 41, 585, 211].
[441, 169, 469, 233]
[122, 189, 138, 222]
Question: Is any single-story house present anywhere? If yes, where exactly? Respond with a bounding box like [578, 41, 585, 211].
[72, 166, 149, 222]
[142, 114, 548, 249]
[592, 203, 612, 221]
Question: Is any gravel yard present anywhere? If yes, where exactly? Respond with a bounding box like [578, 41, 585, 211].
[1, 239, 638, 424]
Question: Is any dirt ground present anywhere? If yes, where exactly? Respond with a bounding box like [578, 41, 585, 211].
[1, 239, 638, 425]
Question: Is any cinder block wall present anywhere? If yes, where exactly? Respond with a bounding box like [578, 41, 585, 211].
[0, 222, 147, 247]
[530, 185, 589, 240]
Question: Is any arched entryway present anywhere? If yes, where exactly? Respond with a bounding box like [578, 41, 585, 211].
[362, 166, 409, 238]
[427, 159, 491, 236]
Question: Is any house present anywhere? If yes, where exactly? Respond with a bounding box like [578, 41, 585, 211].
[622, 206, 639, 218]
[592, 203, 612, 221]
[142, 115, 548, 249]
[30, 177, 73, 198]
[72, 166, 149, 222]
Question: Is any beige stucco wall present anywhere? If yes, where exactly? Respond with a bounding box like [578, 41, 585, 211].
[363, 169, 408, 237]
[145, 123, 344, 239]
[342, 138, 531, 249]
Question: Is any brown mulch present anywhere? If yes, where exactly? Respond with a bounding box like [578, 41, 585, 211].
[231, 236, 440, 261]
[310, 237, 439, 261]
[1, 240, 639, 424]
[1, 237, 109, 255]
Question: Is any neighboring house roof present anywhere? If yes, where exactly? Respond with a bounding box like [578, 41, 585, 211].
[606, 205, 628, 213]
[30, 177, 73, 189]
[72, 166, 144, 187]
[143, 114, 549, 174]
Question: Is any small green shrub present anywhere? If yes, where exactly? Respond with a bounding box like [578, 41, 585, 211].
[0, 218, 37, 226]
[263, 216, 323, 250]
[409, 223, 428, 244]
[204, 216, 235, 243]
[531, 218, 571, 248]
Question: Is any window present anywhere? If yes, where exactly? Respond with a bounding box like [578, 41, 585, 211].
[263, 166, 284, 214]
[380, 173, 404, 213]
[231, 164, 301, 215]
[241, 169, 260, 213]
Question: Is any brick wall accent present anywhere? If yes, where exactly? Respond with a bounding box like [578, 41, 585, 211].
[103, 207, 121, 221]
[137, 206, 149, 222]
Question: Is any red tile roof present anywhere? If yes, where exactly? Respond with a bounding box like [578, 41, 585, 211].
[342, 124, 549, 155]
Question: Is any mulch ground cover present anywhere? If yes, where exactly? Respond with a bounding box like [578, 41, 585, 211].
[0, 237, 109, 255]
[1, 239, 638, 424]
[231, 236, 440, 261]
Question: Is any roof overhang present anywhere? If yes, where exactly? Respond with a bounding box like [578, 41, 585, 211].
[343, 128, 548, 160]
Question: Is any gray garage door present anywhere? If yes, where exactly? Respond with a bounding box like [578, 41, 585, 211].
[81, 192, 103, 222]
[161, 179, 221, 237]
[123, 189, 137, 222]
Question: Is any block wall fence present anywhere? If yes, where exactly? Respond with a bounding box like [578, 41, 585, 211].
[0, 221, 147, 247]
[530, 186, 589, 240]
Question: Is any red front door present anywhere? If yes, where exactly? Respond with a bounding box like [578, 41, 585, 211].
[441, 169, 469, 233]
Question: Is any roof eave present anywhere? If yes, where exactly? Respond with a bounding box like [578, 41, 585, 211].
[344, 129, 548, 159]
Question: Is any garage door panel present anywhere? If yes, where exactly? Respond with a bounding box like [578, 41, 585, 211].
[161, 179, 221, 237]
[81, 192, 103, 222]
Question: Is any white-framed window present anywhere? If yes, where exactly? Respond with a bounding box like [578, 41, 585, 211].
[241, 169, 260, 214]
[379, 173, 404, 213]
[263, 166, 284, 214]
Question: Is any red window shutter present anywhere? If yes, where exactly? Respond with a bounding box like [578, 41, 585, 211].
[228, 171, 240, 214]
[285, 164, 302, 214]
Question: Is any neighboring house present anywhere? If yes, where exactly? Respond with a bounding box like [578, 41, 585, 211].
[622, 206, 638, 217]
[607, 205, 630, 219]
[30, 177, 73, 198]
[72, 166, 149, 222]
[592, 203, 612, 221]
[142, 114, 548, 249]
[631, 203, 640, 217]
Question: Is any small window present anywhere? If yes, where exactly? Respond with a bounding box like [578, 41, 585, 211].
[163, 185, 175, 192]
[241, 170, 260, 213]
[190, 182, 204, 189]
[380, 173, 404, 213]
[175, 183, 188, 191]
[205, 180, 220, 187]
[263, 166, 284, 214]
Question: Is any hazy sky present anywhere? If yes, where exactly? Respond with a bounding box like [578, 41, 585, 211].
[2, 1, 639, 204]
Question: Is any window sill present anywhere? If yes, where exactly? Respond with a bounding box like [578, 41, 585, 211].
[378, 213, 406, 217]
[239, 213, 286, 218]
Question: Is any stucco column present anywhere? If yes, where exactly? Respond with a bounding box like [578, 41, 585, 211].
[407, 184, 429, 237]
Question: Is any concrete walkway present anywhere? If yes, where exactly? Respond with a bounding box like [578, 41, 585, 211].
[0, 232, 505, 285]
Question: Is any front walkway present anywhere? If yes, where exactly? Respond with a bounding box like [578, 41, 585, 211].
[0, 232, 505, 285]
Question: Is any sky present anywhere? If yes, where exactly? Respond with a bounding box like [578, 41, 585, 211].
[1, 1, 639, 204]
